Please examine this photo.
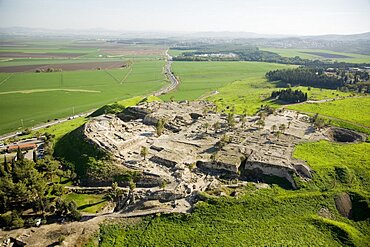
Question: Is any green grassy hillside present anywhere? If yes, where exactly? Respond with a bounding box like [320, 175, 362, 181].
[288, 97, 370, 128]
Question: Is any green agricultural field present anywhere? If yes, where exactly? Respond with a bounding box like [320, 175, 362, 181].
[0, 60, 167, 134]
[161, 61, 291, 101]
[287, 97, 370, 128]
[261, 48, 370, 63]
[0, 58, 127, 67]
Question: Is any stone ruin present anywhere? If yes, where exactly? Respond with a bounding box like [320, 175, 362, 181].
[83, 101, 332, 212]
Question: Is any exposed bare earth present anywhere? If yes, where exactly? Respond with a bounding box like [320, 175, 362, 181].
[0, 52, 85, 59]
[0, 61, 127, 73]
[102, 48, 165, 56]
[0, 88, 100, 95]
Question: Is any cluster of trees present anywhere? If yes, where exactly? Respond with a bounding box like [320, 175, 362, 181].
[172, 45, 370, 69]
[271, 89, 308, 103]
[173, 47, 282, 62]
[0, 153, 80, 229]
[266, 68, 344, 89]
[35, 67, 62, 73]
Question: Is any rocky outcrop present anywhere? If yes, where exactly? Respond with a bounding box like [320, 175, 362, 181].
[118, 107, 151, 121]
[244, 160, 297, 189]
[335, 192, 352, 218]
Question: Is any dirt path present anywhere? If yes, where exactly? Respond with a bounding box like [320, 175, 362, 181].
[282, 96, 370, 131]
[0, 88, 101, 95]
[104, 70, 121, 83]
[120, 66, 133, 84]
[198, 90, 219, 100]
[294, 110, 370, 130]
[0, 73, 13, 87]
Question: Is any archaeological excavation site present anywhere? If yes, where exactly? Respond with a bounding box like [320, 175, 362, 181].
[82, 100, 364, 215]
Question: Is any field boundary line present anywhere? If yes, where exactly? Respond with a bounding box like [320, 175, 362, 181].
[104, 70, 120, 83]
[0, 73, 14, 87]
[120, 67, 133, 84]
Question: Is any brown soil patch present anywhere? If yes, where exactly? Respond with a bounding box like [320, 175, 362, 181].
[0, 61, 127, 73]
[335, 192, 352, 218]
[0, 52, 85, 58]
[102, 48, 165, 56]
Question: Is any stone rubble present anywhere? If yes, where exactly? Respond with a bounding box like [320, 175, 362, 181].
[84, 101, 329, 212]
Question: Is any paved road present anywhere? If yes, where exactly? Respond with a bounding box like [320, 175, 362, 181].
[0, 110, 95, 141]
[153, 49, 180, 96]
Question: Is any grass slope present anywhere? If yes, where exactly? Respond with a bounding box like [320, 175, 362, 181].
[95, 188, 370, 246]
[288, 97, 370, 128]
[294, 140, 370, 191]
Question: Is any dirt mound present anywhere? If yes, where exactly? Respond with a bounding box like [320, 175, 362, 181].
[328, 127, 365, 143]
[335, 192, 352, 218]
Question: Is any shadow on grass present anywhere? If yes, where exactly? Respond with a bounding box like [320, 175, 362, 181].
[77, 200, 107, 211]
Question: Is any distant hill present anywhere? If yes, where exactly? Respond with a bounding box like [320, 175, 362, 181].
[306, 32, 370, 41]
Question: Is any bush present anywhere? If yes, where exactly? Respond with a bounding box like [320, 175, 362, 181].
[11, 215, 24, 229]
[70, 209, 82, 221]
[21, 128, 32, 135]
[0, 212, 12, 228]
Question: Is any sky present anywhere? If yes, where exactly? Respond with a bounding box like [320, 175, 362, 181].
[0, 0, 369, 35]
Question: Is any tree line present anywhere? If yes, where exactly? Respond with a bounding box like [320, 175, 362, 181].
[0, 136, 80, 229]
[172, 46, 370, 68]
[265, 68, 344, 89]
[271, 88, 308, 103]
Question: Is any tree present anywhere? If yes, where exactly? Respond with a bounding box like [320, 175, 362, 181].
[271, 88, 307, 103]
[256, 119, 265, 129]
[156, 119, 165, 136]
[33, 150, 37, 163]
[16, 147, 24, 161]
[210, 151, 218, 162]
[274, 131, 281, 140]
[140, 146, 148, 160]
[271, 124, 277, 133]
[129, 179, 136, 191]
[279, 124, 286, 134]
[314, 117, 326, 130]
[227, 113, 235, 129]
[203, 123, 209, 133]
[213, 122, 221, 134]
[3, 155, 11, 174]
[240, 114, 246, 128]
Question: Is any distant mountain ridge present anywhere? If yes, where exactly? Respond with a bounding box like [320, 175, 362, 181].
[0, 26, 369, 41]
